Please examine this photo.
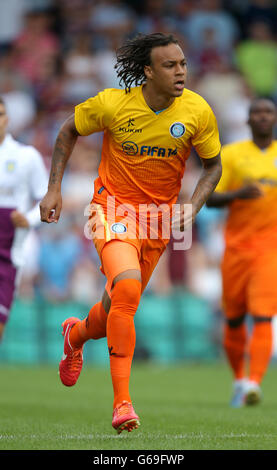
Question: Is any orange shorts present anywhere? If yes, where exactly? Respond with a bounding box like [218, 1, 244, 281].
[222, 246, 277, 319]
[86, 178, 170, 293]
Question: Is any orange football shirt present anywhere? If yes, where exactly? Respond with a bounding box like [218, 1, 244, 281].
[75, 85, 221, 208]
[215, 139, 277, 249]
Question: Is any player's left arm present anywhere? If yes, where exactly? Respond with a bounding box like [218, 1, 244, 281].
[175, 153, 222, 231]
[191, 153, 222, 216]
[182, 100, 222, 229]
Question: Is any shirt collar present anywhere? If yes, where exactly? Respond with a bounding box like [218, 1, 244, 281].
[0, 134, 15, 149]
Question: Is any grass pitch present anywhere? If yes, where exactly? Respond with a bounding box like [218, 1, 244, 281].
[0, 362, 277, 450]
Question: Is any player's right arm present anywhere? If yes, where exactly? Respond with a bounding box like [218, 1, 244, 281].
[205, 143, 264, 208]
[40, 90, 114, 223]
[40, 114, 80, 223]
[206, 184, 264, 208]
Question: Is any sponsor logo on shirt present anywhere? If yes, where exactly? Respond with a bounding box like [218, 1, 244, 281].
[118, 117, 143, 134]
[122, 141, 177, 158]
[122, 141, 139, 155]
[140, 146, 177, 157]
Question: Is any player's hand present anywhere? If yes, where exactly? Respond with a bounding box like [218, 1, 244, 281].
[10, 210, 30, 228]
[171, 204, 196, 232]
[235, 183, 264, 200]
[40, 190, 62, 223]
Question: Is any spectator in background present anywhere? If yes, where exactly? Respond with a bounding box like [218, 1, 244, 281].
[2, 91, 36, 139]
[0, 0, 27, 49]
[235, 20, 277, 99]
[195, 57, 253, 144]
[90, 0, 136, 50]
[180, 0, 239, 70]
[135, 0, 178, 35]
[218, 85, 253, 144]
[70, 254, 105, 306]
[62, 139, 100, 213]
[38, 219, 83, 302]
[12, 9, 60, 87]
[92, 36, 122, 90]
[0, 46, 36, 137]
[0, 46, 31, 95]
[239, 0, 277, 38]
[58, 0, 92, 37]
[63, 32, 102, 103]
[20, 104, 66, 162]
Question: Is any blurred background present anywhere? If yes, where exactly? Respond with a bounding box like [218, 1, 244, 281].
[0, 0, 277, 366]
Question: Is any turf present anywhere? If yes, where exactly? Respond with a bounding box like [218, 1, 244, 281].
[0, 362, 277, 450]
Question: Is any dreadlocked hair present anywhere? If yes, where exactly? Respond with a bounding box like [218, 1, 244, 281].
[115, 32, 179, 93]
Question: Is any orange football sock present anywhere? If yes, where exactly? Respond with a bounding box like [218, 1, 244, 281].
[248, 320, 273, 384]
[223, 323, 247, 380]
[107, 278, 141, 409]
[69, 301, 108, 349]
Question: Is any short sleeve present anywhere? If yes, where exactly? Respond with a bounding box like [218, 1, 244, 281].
[74, 90, 114, 136]
[192, 103, 221, 159]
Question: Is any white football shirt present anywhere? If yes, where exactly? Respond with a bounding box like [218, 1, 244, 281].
[0, 133, 48, 267]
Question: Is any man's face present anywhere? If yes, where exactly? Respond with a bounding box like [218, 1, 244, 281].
[0, 103, 8, 139]
[144, 43, 187, 97]
[248, 99, 277, 137]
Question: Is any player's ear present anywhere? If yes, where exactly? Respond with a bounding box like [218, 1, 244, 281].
[144, 65, 152, 80]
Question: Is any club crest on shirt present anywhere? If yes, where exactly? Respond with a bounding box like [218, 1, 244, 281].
[170, 122, 186, 138]
[6, 160, 16, 172]
[111, 222, 127, 234]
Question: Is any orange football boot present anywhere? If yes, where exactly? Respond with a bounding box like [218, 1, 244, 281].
[112, 401, 140, 434]
[59, 317, 83, 387]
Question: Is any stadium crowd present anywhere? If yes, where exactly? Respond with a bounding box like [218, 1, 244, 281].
[0, 0, 277, 321]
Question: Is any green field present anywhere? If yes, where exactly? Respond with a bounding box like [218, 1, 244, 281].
[0, 362, 277, 450]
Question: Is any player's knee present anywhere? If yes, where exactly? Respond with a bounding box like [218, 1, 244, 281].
[111, 278, 141, 316]
[102, 289, 111, 314]
[226, 314, 246, 328]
